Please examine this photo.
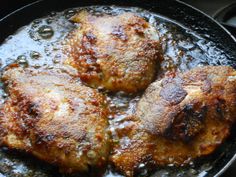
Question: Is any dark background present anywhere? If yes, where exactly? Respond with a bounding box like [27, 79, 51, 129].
[1, 0, 235, 18]
[184, 0, 235, 15]
[0, 0, 236, 177]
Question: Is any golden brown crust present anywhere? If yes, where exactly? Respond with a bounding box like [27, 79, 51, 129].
[137, 65, 236, 141]
[111, 66, 236, 177]
[111, 117, 231, 177]
[64, 11, 162, 93]
[0, 66, 110, 173]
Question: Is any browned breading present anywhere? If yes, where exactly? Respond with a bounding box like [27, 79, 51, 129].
[64, 11, 162, 93]
[0, 66, 110, 173]
[111, 66, 236, 177]
[137, 65, 236, 140]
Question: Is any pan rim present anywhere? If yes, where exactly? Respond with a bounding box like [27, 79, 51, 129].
[0, 0, 236, 176]
[176, 0, 236, 43]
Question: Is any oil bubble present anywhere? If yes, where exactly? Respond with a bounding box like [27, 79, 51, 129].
[53, 58, 60, 64]
[64, 9, 77, 19]
[49, 11, 57, 17]
[2, 93, 8, 98]
[16, 55, 28, 67]
[38, 25, 54, 39]
[47, 65, 54, 69]
[32, 19, 42, 28]
[30, 51, 41, 59]
[33, 64, 41, 69]
[32, 19, 41, 25]
[46, 18, 53, 24]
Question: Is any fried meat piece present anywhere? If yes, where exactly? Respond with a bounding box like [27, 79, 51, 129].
[0, 66, 110, 173]
[64, 11, 162, 93]
[111, 66, 236, 176]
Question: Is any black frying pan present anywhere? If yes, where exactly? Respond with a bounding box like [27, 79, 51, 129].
[0, 0, 236, 177]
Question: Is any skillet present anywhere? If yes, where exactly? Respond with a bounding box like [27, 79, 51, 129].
[0, 0, 236, 176]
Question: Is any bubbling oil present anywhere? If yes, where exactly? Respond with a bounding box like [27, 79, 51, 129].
[0, 6, 234, 177]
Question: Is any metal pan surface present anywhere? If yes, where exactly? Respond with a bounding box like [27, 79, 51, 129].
[0, 0, 236, 177]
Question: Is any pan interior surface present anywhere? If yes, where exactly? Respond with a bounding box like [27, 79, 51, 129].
[0, 0, 236, 177]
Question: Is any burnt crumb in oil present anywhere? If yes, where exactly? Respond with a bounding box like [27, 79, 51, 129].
[0, 5, 235, 177]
